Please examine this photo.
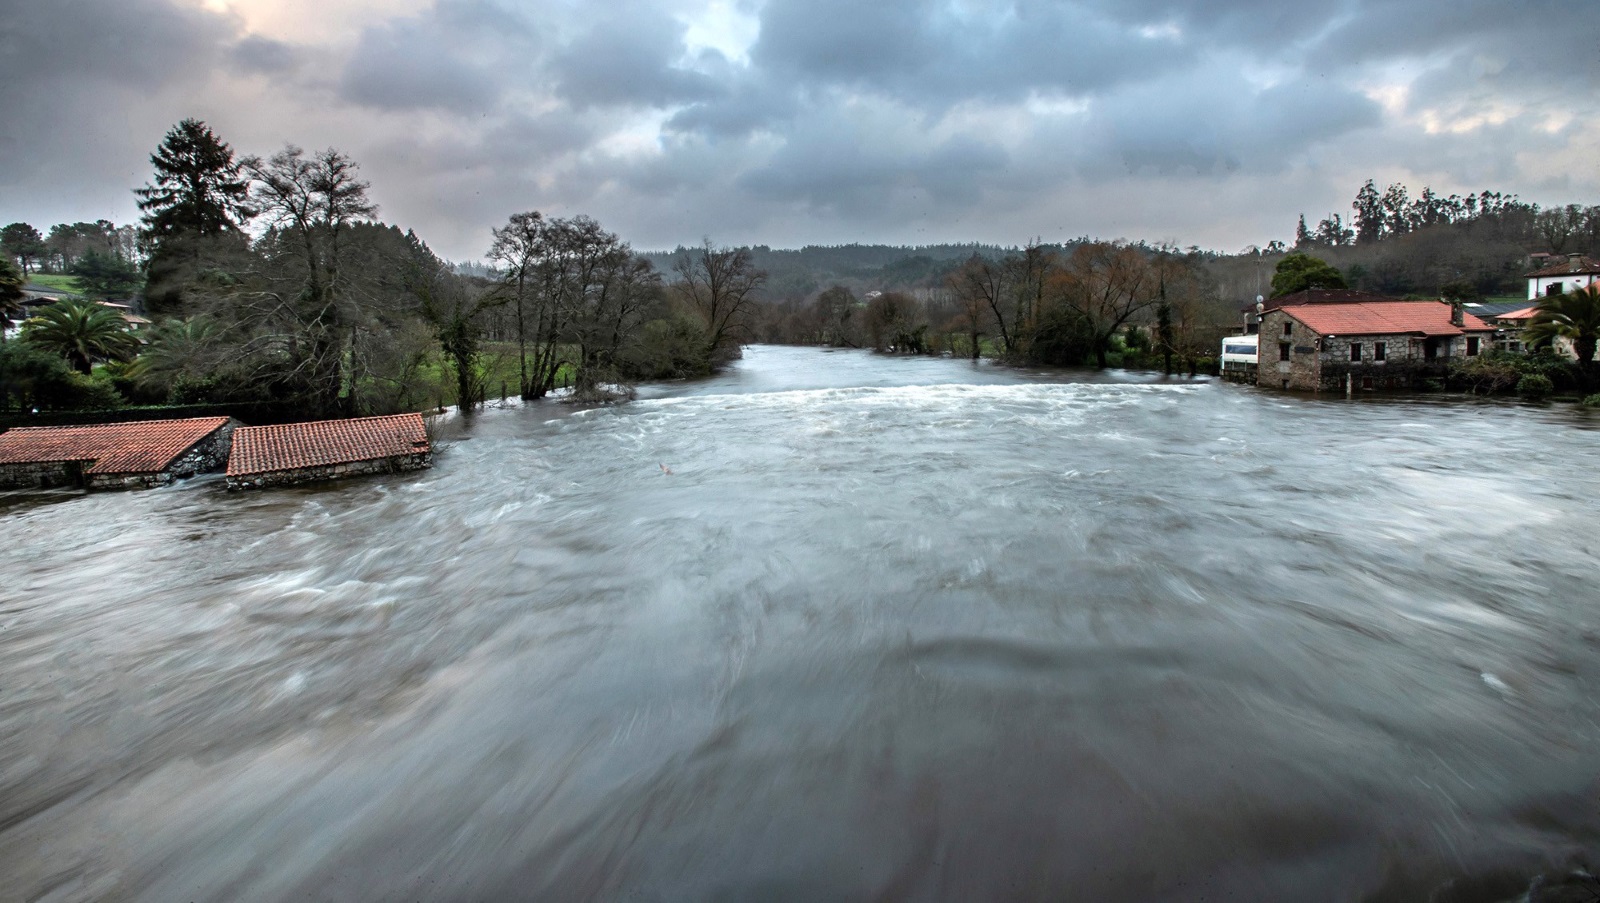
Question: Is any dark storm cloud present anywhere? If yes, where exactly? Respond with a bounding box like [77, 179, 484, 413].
[1, 0, 1596, 258]
[337, 2, 534, 113]
[751, 0, 1191, 107]
[1069, 68, 1383, 177]
[230, 36, 300, 76]
[551, 2, 721, 109]
[0, 0, 227, 88]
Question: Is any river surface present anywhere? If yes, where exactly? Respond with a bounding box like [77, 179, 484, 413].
[4, 345, 1600, 901]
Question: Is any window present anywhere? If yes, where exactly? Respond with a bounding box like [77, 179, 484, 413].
[1350, 343, 1362, 362]
[1279, 343, 1291, 361]
[1373, 341, 1386, 362]
[1547, 281, 1564, 296]
[1466, 336, 1480, 356]
[1283, 321, 1293, 337]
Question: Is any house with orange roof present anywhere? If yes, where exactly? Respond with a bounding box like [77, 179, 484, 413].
[1257, 300, 1495, 392]
[226, 413, 431, 490]
[0, 416, 237, 490]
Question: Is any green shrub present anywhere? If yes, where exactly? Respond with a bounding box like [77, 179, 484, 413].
[0, 342, 124, 411]
[1517, 373, 1554, 399]
[1581, 394, 1600, 407]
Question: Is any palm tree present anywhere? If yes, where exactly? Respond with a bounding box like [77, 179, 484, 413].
[21, 298, 140, 373]
[0, 258, 24, 341]
[1525, 284, 1600, 384]
[125, 316, 223, 391]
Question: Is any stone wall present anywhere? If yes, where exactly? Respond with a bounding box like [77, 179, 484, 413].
[0, 460, 81, 490]
[1256, 311, 1322, 390]
[226, 452, 432, 491]
[83, 419, 238, 491]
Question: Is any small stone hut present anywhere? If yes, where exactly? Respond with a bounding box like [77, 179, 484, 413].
[226, 413, 432, 490]
[0, 417, 236, 490]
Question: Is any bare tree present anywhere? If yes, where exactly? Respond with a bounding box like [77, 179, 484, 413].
[949, 254, 1012, 357]
[237, 145, 377, 415]
[674, 239, 766, 366]
[1047, 242, 1162, 369]
[487, 211, 543, 397]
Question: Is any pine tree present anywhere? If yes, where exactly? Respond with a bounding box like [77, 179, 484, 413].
[1352, 179, 1383, 244]
[135, 119, 254, 316]
[1294, 214, 1312, 249]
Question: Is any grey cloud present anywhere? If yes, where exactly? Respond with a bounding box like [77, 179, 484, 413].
[1070, 68, 1382, 177]
[551, 3, 721, 109]
[230, 36, 300, 75]
[337, 1, 539, 113]
[0, 0, 230, 89]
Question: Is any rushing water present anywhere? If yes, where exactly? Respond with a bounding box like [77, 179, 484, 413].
[5, 345, 1600, 901]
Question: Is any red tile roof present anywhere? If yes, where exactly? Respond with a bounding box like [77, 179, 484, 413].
[1489, 306, 1538, 321]
[1280, 301, 1493, 337]
[1526, 256, 1600, 277]
[1266, 289, 1403, 309]
[0, 417, 230, 474]
[227, 413, 429, 477]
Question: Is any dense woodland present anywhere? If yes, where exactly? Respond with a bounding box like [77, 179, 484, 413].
[2, 118, 1597, 415]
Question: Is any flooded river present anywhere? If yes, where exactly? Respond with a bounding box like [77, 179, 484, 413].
[5, 345, 1600, 901]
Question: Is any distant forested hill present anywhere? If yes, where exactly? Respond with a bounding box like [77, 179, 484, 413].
[641, 242, 1026, 300]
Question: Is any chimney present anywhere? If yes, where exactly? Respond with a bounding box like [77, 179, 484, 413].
[1569, 251, 1583, 270]
[1450, 300, 1464, 327]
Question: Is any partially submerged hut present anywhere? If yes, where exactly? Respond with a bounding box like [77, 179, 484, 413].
[226, 413, 431, 490]
[0, 417, 236, 490]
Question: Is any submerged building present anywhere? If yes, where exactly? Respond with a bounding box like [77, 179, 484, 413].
[0, 417, 236, 490]
[226, 413, 432, 490]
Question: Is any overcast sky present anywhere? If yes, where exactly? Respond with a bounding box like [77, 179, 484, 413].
[3, 0, 1597, 260]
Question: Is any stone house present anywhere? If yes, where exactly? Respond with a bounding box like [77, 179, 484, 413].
[1526, 253, 1600, 300]
[0, 416, 236, 490]
[1257, 300, 1495, 392]
[226, 413, 432, 490]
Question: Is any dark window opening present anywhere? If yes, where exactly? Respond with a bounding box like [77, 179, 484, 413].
[1361, 377, 1374, 390]
[1547, 282, 1564, 296]
[1283, 322, 1293, 337]
[1350, 343, 1362, 362]
[1466, 336, 1480, 356]
[1374, 342, 1386, 362]
[1279, 343, 1291, 361]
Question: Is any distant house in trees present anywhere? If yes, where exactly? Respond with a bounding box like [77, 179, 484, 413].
[1526, 253, 1600, 300]
[1257, 300, 1494, 392]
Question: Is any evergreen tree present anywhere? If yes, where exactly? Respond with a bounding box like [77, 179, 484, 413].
[0, 258, 25, 338]
[1270, 253, 1347, 297]
[135, 119, 254, 316]
[68, 250, 143, 300]
[1352, 179, 1383, 244]
[1, 223, 46, 274]
[1294, 214, 1312, 249]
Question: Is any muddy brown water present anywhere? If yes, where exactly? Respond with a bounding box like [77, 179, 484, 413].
[4, 345, 1600, 901]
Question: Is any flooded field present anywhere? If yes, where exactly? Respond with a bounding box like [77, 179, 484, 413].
[4, 345, 1600, 901]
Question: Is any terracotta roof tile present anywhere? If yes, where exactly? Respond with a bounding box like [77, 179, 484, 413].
[1264, 289, 1404, 310]
[0, 417, 230, 474]
[227, 414, 429, 477]
[1280, 301, 1493, 337]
